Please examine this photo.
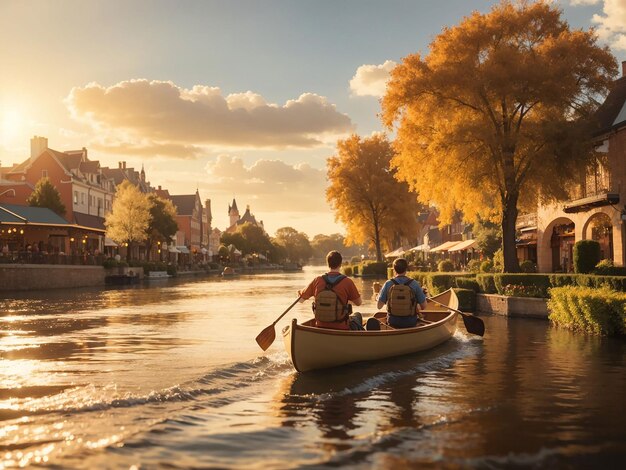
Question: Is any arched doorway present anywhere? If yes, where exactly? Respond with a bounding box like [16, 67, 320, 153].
[586, 213, 613, 261]
[548, 219, 575, 272]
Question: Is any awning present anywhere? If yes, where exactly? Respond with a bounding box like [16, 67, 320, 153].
[448, 239, 477, 252]
[168, 245, 180, 253]
[410, 244, 430, 252]
[104, 237, 118, 247]
[177, 246, 190, 254]
[430, 240, 461, 252]
[384, 247, 406, 258]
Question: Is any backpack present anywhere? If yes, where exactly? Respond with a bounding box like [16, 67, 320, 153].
[387, 278, 417, 317]
[313, 274, 349, 322]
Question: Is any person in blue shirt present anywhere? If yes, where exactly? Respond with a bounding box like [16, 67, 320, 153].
[376, 258, 427, 328]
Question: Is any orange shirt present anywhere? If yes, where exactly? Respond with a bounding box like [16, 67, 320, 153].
[300, 271, 360, 329]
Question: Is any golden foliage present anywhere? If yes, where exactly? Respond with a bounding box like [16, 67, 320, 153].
[381, 0, 617, 225]
[326, 133, 422, 261]
[105, 180, 151, 244]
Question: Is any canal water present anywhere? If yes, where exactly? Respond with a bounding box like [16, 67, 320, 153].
[1, 267, 624, 469]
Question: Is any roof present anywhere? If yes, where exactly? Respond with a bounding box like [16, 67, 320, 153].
[170, 194, 197, 215]
[74, 212, 105, 231]
[594, 76, 626, 136]
[430, 240, 461, 252]
[0, 203, 69, 225]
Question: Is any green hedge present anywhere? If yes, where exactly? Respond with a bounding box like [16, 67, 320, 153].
[455, 277, 480, 292]
[360, 261, 387, 276]
[453, 288, 475, 311]
[548, 286, 626, 336]
[494, 274, 551, 298]
[573, 240, 601, 274]
[343, 265, 353, 276]
[476, 274, 497, 294]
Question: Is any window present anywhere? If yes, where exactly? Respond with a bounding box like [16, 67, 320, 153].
[81, 193, 85, 204]
[74, 191, 78, 205]
[42, 170, 48, 178]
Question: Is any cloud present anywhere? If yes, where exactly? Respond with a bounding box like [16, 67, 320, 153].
[569, 0, 601, 5]
[349, 60, 397, 97]
[591, 0, 626, 43]
[203, 154, 327, 212]
[65, 79, 353, 155]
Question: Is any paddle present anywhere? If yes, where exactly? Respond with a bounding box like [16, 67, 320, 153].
[428, 297, 485, 337]
[255, 296, 302, 351]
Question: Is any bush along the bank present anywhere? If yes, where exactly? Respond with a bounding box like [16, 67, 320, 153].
[455, 277, 480, 292]
[494, 274, 551, 298]
[548, 286, 626, 336]
[453, 288, 475, 311]
[360, 261, 388, 276]
[573, 240, 601, 274]
[476, 274, 497, 294]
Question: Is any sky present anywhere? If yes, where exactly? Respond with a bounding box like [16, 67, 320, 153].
[1, 0, 625, 237]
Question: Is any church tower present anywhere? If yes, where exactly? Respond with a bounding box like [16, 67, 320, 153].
[228, 198, 240, 227]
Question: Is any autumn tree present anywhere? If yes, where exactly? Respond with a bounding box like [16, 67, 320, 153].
[145, 194, 178, 261]
[273, 227, 312, 264]
[27, 178, 66, 216]
[382, 1, 617, 272]
[105, 180, 151, 262]
[327, 133, 423, 262]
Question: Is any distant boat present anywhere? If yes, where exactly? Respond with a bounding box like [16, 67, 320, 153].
[221, 266, 239, 277]
[282, 263, 302, 272]
[281, 289, 461, 372]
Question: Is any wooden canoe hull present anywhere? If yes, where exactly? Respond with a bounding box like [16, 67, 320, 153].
[282, 289, 459, 372]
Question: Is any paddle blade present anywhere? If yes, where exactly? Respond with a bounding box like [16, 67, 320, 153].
[255, 325, 276, 351]
[461, 313, 485, 336]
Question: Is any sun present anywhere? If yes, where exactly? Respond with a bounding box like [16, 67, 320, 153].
[0, 108, 23, 146]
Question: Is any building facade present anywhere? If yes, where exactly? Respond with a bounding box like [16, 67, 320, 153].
[525, 61, 626, 271]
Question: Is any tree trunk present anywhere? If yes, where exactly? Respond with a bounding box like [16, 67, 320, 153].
[501, 193, 520, 273]
[126, 241, 132, 263]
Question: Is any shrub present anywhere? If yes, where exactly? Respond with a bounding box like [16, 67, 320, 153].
[360, 261, 387, 276]
[166, 264, 177, 276]
[519, 260, 537, 273]
[476, 274, 497, 294]
[467, 259, 482, 273]
[549, 274, 578, 288]
[429, 274, 456, 294]
[352, 264, 360, 276]
[455, 277, 480, 292]
[438, 260, 454, 272]
[594, 259, 614, 274]
[492, 248, 504, 273]
[494, 274, 551, 298]
[453, 288, 475, 311]
[502, 284, 545, 298]
[350, 256, 361, 264]
[343, 265, 353, 276]
[480, 260, 494, 273]
[573, 240, 601, 274]
[548, 286, 626, 336]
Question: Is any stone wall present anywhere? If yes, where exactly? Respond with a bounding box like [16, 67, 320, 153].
[0, 264, 106, 291]
[476, 294, 548, 319]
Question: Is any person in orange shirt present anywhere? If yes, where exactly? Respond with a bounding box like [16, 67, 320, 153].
[298, 251, 364, 330]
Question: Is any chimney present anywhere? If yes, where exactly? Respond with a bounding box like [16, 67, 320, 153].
[158, 185, 162, 190]
[118, 162, 122, 169]
[123, 161, 126, 169]
[30, 136, 48, 159]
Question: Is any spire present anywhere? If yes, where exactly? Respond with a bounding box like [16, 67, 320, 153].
[140, 163, 145, 182]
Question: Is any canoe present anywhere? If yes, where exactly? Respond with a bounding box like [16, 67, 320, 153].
[281, 289, 459, 372]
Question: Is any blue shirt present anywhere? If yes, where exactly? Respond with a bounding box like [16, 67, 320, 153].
[377, 275, 426, 306]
